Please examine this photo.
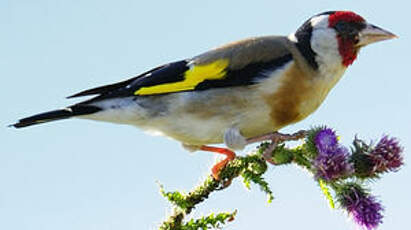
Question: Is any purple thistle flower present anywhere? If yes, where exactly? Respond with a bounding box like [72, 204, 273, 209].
[370, 136, 403, 173]
[339, 185, 384, 230]
[314, 128, 338, 153]
[314, 146, 354, 181]
[313, 128, 353, 181]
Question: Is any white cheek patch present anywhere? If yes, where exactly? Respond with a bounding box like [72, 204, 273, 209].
[311, 28, 339, 52]
[311, 28, 345, 78]
[309, 14, 340, 60]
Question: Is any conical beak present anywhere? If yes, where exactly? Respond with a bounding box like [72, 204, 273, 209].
[357, 24, 398, 47]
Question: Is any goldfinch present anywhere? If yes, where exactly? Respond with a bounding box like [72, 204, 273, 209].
[12, 11, 396, 179]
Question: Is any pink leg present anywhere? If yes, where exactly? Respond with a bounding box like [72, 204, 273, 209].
[200, 145, 236, 180]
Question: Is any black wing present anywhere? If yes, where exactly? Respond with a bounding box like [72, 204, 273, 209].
[69, 38, 294, 103]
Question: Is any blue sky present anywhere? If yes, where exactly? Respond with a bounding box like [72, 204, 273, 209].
[1, 1, 410, 229]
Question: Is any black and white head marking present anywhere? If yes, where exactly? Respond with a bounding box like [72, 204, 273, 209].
[289, 12, 343, 72]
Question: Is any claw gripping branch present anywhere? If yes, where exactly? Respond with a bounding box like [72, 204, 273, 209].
[158, 127, 403, 230]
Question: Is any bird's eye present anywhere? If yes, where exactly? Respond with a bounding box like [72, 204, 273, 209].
[334, 21, 361, 44]
[353, 34, 360, 44]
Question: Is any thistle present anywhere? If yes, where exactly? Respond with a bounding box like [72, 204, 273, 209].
[313, 128, 353, 181]
[159, 128, 403, 230]
[352, 136, 404, 177]
[314, 128, 338, 153]
[370, 136, 403, 173]
[337, 184, 384, 230]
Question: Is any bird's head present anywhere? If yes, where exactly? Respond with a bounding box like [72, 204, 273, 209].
[291, 11, 397, 68]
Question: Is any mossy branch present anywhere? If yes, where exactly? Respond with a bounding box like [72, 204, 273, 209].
[159, 154, 271, 229]
[158, 127, 404, 230]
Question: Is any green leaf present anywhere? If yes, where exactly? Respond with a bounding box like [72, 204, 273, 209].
[158, 183, 190, 210]
[241, 168, 274, 203]
[181, 210, 237, 230]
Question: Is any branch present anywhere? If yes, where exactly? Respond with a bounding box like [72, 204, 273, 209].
[159, 154, 268, 229]
[158, 127, 404, 230]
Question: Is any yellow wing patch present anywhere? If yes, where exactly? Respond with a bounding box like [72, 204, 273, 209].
[135, 59, 229, 95]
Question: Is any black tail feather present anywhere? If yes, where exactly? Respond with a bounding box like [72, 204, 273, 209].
[66, 78, 135, 99]
[11, 105, 101, 128]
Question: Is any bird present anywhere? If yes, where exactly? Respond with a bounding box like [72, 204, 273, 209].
[12, 11, 396, 180]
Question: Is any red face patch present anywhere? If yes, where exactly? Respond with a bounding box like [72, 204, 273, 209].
[328, 11, 365, 66]
[328, 11, 365, 28]
[337, 38, 358, 66]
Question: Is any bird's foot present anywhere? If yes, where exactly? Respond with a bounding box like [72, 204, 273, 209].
[247, 130, 307, 164]
[246, 130, 307, 144]
[200, 145, 236, 181]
